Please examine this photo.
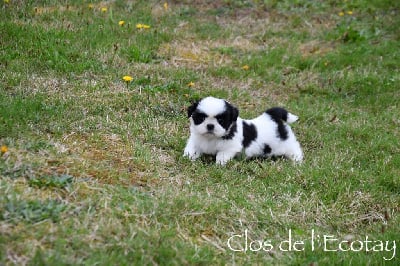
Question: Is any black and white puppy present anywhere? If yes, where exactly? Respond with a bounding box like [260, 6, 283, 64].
[183, 96, 303, 165]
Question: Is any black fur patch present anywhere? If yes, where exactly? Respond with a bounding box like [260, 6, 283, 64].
[218, 101, 239, 130]
[263, 144, 272, 155]
[222, 122, 237, 140]
[242, 121, 257, 148]
[219, 101, 239, 139]
[276, 123, 288, 140]
[187, 101, 199, 118]
[215, 112, 233, 131]
[265, 107, 288, 122]
[191, 111, 207, 125]
[265, 107, 289, 140]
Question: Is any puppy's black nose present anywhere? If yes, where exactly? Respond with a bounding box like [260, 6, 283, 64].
[207, 124, 214, 131]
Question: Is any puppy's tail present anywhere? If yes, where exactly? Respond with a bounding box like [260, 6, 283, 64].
[265, 107, 299, 124]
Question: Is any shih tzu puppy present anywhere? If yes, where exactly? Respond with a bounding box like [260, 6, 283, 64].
[183, 96, 303, 165]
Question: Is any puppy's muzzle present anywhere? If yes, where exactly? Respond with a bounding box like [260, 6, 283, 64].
[206, 124, 215, 132]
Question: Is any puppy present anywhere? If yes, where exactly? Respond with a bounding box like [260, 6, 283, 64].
[183, 96, 303, 165]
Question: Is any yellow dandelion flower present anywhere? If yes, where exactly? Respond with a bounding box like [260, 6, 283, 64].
[187, 81, 195, 87]
[123, 76, 133, 89]
[164, 2, 168, 10]
[4, 0, 10, 4]
[101, 7, 107, 12]
[119, 20, 125, 26]
[123, 76, 133, 82]
[88, 4, 94, 9]
[1, 145, 8, 154]
[347, 11, 353, 15]
[136, 24, 151, 30]
[242, 65, 250, 70]
[338, 11, 345, 16]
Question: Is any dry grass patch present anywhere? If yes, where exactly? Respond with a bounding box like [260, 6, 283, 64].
[299, 40, 336, 58]
[60, 133, 144, 185]
[158, 40, 232, 69]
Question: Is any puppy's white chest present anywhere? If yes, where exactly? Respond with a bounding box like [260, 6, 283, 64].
[196, 137, 221, 155]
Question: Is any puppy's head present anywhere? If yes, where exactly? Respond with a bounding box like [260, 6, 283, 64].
[187, 97, 238, 138]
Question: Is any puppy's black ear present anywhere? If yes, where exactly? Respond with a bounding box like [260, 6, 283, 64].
[232, 106, 239, 121]
[225, 101, 239, 122]
[187, 100, 200, 118]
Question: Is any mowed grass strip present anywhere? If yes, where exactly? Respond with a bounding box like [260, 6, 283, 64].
[1, 0, 399, 265]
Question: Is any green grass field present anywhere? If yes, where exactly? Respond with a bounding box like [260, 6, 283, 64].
[1, 0, 399, 265]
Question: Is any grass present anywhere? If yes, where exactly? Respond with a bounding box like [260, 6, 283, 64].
[0, 0, 399, 265]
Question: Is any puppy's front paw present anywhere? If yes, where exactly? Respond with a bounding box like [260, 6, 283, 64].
[183, 148, 201, 161]
[216, 152, 235, 165]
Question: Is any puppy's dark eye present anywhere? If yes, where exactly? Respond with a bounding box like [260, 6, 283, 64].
[216, 115, 225, 124]
[192, 112, 207, 125]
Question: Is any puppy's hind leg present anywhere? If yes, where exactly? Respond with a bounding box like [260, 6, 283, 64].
[286, 141, 303, 163]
